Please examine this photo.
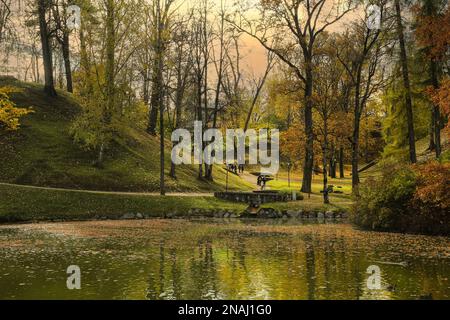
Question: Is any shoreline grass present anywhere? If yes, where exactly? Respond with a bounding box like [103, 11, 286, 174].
[0, 184, 351, 223]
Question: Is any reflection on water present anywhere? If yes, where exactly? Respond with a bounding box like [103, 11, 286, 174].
[0, 219, 448, 300]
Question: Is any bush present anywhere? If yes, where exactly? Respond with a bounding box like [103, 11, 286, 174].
[440, 149, 450, 163]
[410, 162, 450, 234]
[0, 86, 33, 131]
[351, 160, 450, 235]
[278, 189, 304, 201]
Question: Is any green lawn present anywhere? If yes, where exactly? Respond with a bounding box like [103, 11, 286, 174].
[0, 184, 351, 223]
[267, 175, 353, 195]
[0, 184, 247, 222]
[265, 193, 352, 213]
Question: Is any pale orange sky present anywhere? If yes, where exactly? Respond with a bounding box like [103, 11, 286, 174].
[1, 0, 365, 80]
[203, 0, 364, 75]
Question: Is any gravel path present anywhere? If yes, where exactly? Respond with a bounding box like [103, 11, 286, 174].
[0, 182, 214, 197]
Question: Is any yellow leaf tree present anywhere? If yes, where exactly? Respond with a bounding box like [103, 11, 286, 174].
[0, 87, 33, 131]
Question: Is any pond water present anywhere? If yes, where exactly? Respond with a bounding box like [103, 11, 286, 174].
[0, 219, 449, 300]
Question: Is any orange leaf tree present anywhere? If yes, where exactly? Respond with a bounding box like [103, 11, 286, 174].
[426, 77, 450, 138]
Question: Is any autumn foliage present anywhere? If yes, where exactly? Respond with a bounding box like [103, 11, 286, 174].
[426, 77, 450, 138]
[352, 161, 450, 235]
[0, 86, 33, 131]
[413, 161, 450, 213]
[414, 6, 450, 61]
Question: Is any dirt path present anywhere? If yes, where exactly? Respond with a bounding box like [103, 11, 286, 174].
[0, 182, 214, 197]
[416, 133, 449, 163]
[239, 171, 258, 188]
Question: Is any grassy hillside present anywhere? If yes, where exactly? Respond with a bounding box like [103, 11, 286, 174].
[0, 184, 247, 222]
[0, 77, 252, 192]
[360, 131, 449, 180]
[0, 183, 350, 222]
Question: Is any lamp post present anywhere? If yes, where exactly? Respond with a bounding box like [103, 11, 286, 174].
[287, 161, 292, 188]
[225, 162, 229, 192]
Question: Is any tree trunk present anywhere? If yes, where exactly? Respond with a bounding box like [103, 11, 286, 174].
[170, 86, 184, 179]
[61, 31, 73, 93]
[79, 20, 92, 94]
[330, 158, 336, 178]
[57, 50, 64, 89]
[155, 1, 165, 196]
[433, 105, 441, 158]
[244, 65, 271, 132]
[97, 0, 115, 166]
[301, 64, 314, 194]
[159, 87, 165, 196]
[352, 67, 362, 196]
[147, 59, 160, 136]
[170, 64, 186, 179]
[203, 53, 209, 180]
[395, 0, 417, 164]
[364, 124, 369, 163]
[147, 107, 158, 135]
[351, 116, 360, 196]
[430, 59, 441, 158]
[51, 1, 72, 93]
[169, 100, 178, 180]
[328, 143, 336, 178]
[322, 123, 329, 204]
[170, 140, 177, 179]
[97, 143, 105, 168]
[339, 146, 345, 178]
[143, 74, 150, 107]
[197, 74, 203, 180]
[428, 109, 436, 151]
[38, 0, 57, 97]
[105, 0, 115, 118]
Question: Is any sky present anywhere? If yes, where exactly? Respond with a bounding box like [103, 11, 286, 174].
[0, 0, 366, 80]
[200, 0, 365, 75]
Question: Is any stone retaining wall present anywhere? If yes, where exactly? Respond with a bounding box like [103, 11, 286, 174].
[116, 208, 348, 220]
[214, 191, 290, 204]
[26, 208, 348, 223]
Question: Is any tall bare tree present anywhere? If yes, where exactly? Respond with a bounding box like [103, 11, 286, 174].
[147, 0, 175, 137]
[96, 0, 116, 165]
[313, 51, 343, 204]
[229, 0, 355, 193]
[191, 0, 211, 179]
[168, 17, 193, 179]
[243, 51, 275, 132]
[335, 8, 389, 195]
[0, 0, 12, 44]
[394, 0, 416, 163]
[37, 0, 57, 96]
[52, 0, 73, 92]
[416, 0, 445, 158]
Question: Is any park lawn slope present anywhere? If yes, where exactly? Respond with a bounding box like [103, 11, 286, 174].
[0, 184, 247, 222]
[264, 193, 352, 213]
[0, 184, 351, 223]
[0, 77, 252, 192]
